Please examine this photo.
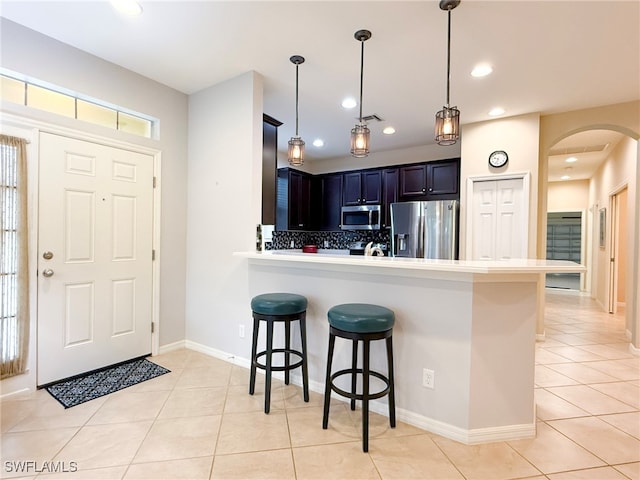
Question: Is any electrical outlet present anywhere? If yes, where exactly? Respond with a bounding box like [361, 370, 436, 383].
[423, 368, 435, 389]
[239, 325, 245, 338]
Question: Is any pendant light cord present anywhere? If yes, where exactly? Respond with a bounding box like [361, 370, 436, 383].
[446, 8, 452, 107]
[295, 63, 299, 136]
[359, 39, 365, 124]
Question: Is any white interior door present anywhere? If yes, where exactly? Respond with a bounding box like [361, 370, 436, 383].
[470, 177, 527, 260]
[37, 132, 153, 385]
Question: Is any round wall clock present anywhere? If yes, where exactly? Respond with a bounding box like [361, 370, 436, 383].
[488, 150, 508, 168]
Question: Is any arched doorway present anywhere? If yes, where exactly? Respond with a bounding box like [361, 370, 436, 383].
[538, 101, 640, 351]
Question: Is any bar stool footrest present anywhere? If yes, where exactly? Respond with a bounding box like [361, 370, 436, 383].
[254, 348, 304, 372]
[329, 368, 391, 401]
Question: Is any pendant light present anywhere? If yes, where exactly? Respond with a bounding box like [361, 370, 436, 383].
[350, 29, 372, 157]
[288, 55, 305, 166]
[435, 0, 461, 146]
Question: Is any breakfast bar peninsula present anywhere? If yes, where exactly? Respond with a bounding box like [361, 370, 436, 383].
[235, 250, 584, 444]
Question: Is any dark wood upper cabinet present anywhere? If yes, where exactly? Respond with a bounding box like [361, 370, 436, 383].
[317, 173, 343, 231]
[343, 169, 382, 206]
[275, 159, 459, 232]
[399, 164, 428, 199]
[399, 158, 460, 201]
[426, 160, 459, 199]
[276, 168, 312, 231]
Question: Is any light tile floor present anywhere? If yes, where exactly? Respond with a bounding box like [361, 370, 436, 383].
[1, 290, 639, 479]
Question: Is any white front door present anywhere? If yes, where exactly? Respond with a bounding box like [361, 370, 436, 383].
[470, 177, 527, 260]
[37, 133, 154, 385]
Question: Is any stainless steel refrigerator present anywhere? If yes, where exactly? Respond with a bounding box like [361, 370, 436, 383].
[390, 200, 459, 259]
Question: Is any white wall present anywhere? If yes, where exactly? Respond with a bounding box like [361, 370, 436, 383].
[185, 71, 263, 358]
[0, 19, 189, 392]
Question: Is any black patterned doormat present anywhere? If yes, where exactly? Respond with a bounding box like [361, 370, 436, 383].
[44, 358, 170, 408]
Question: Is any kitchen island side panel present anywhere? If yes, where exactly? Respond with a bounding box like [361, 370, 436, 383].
[469, 279, 537, 431]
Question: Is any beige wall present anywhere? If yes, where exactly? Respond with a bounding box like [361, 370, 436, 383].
[459, 113, 541, 259]
[589, 136, 637, 312]
[547, 180, 589, 212]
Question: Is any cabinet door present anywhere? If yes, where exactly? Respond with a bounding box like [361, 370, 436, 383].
[399, 164, 427, 199]
[426, 159, 459, 199]
[299, 174, 311, 229]
[381, 168, 398, 229]
[284, 170, 312, 231]
[361, 170, 382, 204]
[342, 172, 362, 206]
[319, 174, 343, 230]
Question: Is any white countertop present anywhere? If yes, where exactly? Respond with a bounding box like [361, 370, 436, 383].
[234, 250, 585, 275]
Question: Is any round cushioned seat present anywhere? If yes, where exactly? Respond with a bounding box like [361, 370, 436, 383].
[328, 303, 395, 333]
[251, 293, 307, 316]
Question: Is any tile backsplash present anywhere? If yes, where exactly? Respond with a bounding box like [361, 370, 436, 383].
[267, 230, 391, 250]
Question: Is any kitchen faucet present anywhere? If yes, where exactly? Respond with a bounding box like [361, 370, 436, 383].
[364, 242, 384, 257]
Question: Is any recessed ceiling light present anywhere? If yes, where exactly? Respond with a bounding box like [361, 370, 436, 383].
[382, 126, 396, 135]
[488, 107, 505, 116]
[111, 0, 143, 15]
[565, 157, 578, 163]
[341, 98, 357, 109]
[471, 64, 493, 77]
[312, 139, 324, 147]
[561, 175, 571, 180]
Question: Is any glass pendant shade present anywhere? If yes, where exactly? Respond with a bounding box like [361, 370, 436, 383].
[288, 136, 305, 166]
[350, 124, 370, 157]
[435, 105, 460, 146]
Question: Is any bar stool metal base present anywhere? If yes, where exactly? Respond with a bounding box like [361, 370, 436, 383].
[322, 325, 396, 452]
[249, 311, 309, 414]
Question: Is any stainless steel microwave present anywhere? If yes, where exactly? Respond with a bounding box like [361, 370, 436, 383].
[340, 205, 381, 231]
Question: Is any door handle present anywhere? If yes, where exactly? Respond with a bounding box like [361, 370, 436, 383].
[42, 269, 54, 278]
[43, 251, 54, 260]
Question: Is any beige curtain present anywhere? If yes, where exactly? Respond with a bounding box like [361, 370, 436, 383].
[0, 134, 29, 379]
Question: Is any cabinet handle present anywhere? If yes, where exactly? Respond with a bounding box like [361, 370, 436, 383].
[428, 188, 433, 192]
[422, 188, 426, 192]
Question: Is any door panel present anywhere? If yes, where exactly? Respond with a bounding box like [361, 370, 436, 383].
[471, 178, 526, 260]
[37, 133, 153, 385]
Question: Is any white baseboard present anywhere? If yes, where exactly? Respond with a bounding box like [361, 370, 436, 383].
[183, 340, 537, 445]
[157, 340, 186, 355]
[0, 387, 33, 400]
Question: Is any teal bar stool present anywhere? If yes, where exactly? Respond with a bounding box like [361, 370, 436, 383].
[322, 303, 396, 452]
[249, 293, 309, 414]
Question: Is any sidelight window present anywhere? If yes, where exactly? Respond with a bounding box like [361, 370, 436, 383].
[0, 134, 29, 378]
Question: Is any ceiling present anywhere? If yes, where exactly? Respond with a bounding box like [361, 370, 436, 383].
[1, 0, 638, 180]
